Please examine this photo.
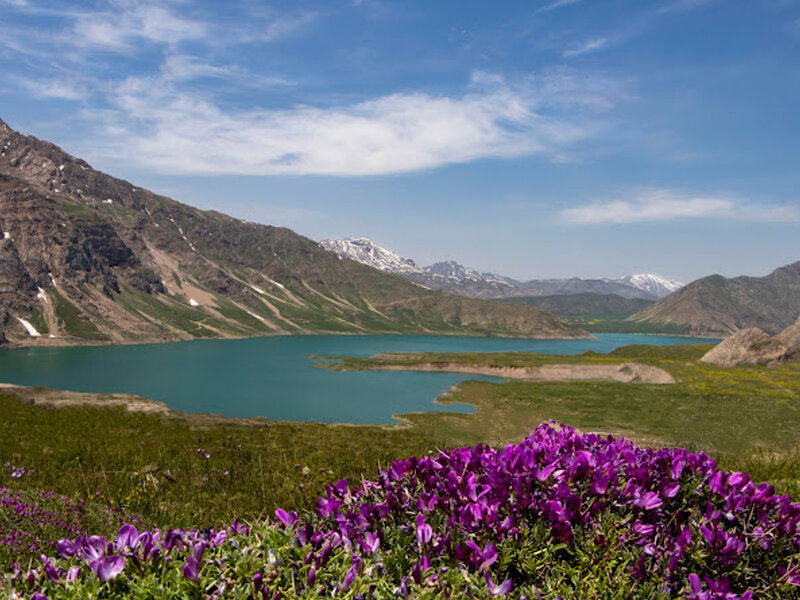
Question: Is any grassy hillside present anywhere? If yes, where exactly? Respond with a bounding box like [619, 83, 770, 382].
[503, 292, 654, 319]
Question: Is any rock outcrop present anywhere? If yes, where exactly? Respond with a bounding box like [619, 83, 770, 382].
[701, 317, 800, 367]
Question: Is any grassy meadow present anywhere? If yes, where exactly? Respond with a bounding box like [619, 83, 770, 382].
[3, 342, 800, 568]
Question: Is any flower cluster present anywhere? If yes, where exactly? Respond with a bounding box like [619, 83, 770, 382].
[288, 422, 800, 598]
[2, 463, 30, 479]
[7, 423, 800, 599]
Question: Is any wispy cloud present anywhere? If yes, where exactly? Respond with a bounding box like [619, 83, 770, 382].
[78, 70, 623, 177]
[657, 0, 717, 15]
[561, 0, 719, 58]
[536, 0, 583, 14]
[70, 1, 207, 52]
[563, 37, 610, 58]
[561, 189, 798, 224]
[12, 75, 89, 101]
[261, 12, 320, 42]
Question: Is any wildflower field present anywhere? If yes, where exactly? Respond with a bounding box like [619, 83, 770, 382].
[2, 344, 800, 598]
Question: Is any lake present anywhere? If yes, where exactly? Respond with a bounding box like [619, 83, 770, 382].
[0, 334, 716, 424]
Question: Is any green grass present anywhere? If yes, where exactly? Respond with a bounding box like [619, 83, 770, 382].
[4, 343, 800, 567]
[27, 308, 49, 335]
[0, 396, 438, 534]
[566, 316, 693, 334]
[51, 290, 108, 340]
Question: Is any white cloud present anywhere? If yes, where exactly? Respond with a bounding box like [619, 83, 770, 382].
[536, 0, 583, 13]
[81, 70, 621, 177]
[561, 189, 799, 224]
[563, 37, 611, 58]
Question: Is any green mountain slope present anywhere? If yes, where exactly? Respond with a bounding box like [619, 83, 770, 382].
[504, 293, 654, 319]
[627, 263, 800, 336]
[0, 118, 587, 345]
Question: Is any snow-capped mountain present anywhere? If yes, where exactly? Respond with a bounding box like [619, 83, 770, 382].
[608, 274, 685, 299]
[319, 237, 424, 275]
[427, 261, 519, 286]
[319, 237, 684, 301]
[319, 238, 521, 299]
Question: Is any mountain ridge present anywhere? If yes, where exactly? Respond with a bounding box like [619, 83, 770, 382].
[320, 237, 683, 300]
[0, 118, 588, 345]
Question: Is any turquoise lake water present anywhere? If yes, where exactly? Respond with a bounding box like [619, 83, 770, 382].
[0, 334, 717, 424]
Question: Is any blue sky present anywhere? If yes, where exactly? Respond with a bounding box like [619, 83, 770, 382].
[1, 0, 798, 282]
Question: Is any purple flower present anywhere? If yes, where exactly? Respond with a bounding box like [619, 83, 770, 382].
[57, 538, 76, 559]
[182, 556, 201, 581]
[634, 491, 663, 511]
[116, 524, 140, 551]
[363, 531, 380, 553]
[66, 565, 81, 583]
[415, 513, 433, 545]
[90, 556, 125, 582]
[484, 572, 513, 596]
[79, 536, 106, 563]
[275, 508, 298, 528]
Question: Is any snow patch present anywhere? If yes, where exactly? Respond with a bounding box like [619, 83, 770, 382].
[2, 232, 10, 240]
[606, 274, 685, 299]
[245, 310, 266, 321]
[267, 278, 285, 290]
[103, 198, 113, 204]
[36, 287, 49, 302]
[320, 237, 424, 275]
[189, 298, 199, 307]
[58, 164, 64, 171]
[49, 273, 57, 287]
[248, 284, 266, 295]
[17, 317, 41, 337]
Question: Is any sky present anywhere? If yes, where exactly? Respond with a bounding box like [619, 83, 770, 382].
[0, 0, 798, 282]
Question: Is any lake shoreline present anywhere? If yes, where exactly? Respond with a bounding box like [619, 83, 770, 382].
[331, 361, 677, 384]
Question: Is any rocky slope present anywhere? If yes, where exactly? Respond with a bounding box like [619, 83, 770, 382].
[320, 237, 681, 300]
[628, 262, 800, 336]
[0, 118, 587, 346]
[701, 317, 800, 367]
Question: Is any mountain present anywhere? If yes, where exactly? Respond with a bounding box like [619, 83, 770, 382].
[317, 237, 423, 276]
[319, 238, 521, 299]
[504, 293, 655, 319]
[320, 237, 680, 300]
[628, 262, 800, 336]
[0, 118, 588, 345]
[609, 274, 684, 299]
[516, 278, 660, 300]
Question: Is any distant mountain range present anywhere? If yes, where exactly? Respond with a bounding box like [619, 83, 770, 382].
[320, 237, 684, 300]
[0, 118, 588, 345]
[628, 261, 800, 336]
